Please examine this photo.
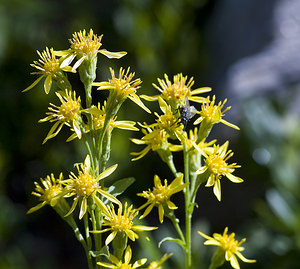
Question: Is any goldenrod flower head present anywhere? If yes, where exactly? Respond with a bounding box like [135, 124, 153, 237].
[196, 141, 243, 201]
[94, 202, 157, 245]
[97, 245, 147, 269]
[70, 29, 103, 57]
[138, 174, 187, 223]
[141, 73, 211, 109]
[24, 47, 74, 94]
[143, 96, 184, 139]
[90, 102, 111, 130]
[94, 67, 150, 113]
[194, 95, 239, 130]
[33, 47, 61, 75]
[39, 90, 82, 143]
[154, 110, 180, 134]
[153, 97, 183, 138]
[27, 173, 63, 214]
[147, 253, 173, 269]
[66, 102, 138, 142]
[157, 73, 193, 104]
[130, 127, 170, 161]
[198, 227, 256, 269]
[61, 156, 120, 219]
[55, 29, 127, 71]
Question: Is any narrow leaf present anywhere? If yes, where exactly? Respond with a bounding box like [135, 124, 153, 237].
[158, 237, 185, 249]
[89, 245, 110, 258]
[107, 177, 135, 197]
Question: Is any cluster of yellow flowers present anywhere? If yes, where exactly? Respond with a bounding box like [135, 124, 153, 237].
[132, 73, 242, 201]
[25, 29, 255, 269]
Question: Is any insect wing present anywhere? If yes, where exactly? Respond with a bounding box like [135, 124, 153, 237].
[188, 105, 197, 119]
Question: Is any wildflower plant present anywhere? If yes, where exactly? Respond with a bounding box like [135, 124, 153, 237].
[25, 29, 255, 269]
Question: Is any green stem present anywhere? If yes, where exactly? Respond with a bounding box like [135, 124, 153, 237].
[54, 200, 93, 269]
[77, 227, 93, 269]
[85, 83, 92, 108]
[82, 133, 95, 169]
[191, 170, 209, 203]
[89, 206, 97, 231]
[94, 206, 103, 264]
[112, 232, 128, 260]
[78, 56, 97, 109]
[197, 122, 213, 143]
[188, 149, 201, 201]
[97, 99, 123, 170]
[183, 142, 192, 269]
[166, 157, 179, 178]
[157, 149, 180, 178]
[83, 212, 92, 253]
[167, 211, 185, 243]
[89, 200, 103, 265]
[91, 130, 97, 168]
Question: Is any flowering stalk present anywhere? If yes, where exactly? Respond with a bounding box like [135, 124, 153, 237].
[25, 30, 255, 269]
[183, 141, 192, 269]
[165, 210, 185, 246]
[133, 73, 252, 269]
[57, 202, 93, 269]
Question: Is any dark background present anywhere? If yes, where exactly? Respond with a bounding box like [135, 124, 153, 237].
[1, 0, 300, 268]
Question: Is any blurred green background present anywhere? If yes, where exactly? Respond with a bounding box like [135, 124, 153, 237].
[1, 0, 300, 268]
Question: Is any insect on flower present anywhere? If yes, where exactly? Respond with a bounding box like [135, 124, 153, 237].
[178, 97, 198, 130]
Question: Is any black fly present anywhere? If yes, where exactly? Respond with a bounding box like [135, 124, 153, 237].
[178, 97, 198, 130]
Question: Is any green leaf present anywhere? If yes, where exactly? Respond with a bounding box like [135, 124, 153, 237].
[89, 245, 110, 258]
[107, 177, 135, 197]
[158, 237, 185, 250]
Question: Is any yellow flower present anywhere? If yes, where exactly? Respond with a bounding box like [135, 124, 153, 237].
[137, 174, 188, 223]
[23, 47, 74, 94]
[93, 202, 157, 245]
[198, 227, 256, 269]
[130, 127, 170, 161]
[150, 97, 183, 139]
[39, 90, 82, 144]
[61, 156, 121, 219]
[27, 173, 63, 214]
[147, 253, 173, 269]
[194, 95, 240, 130]
[86, 101, 139, 132]
[196, 141, 243, 201]
[66, 101, 139, 142]
[97, 245, 147, 269]
[55, 29, 127, 70]
[141, 73, 211, 109]
[93, 67, 150, 114]
[169, 127, 216, 157]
